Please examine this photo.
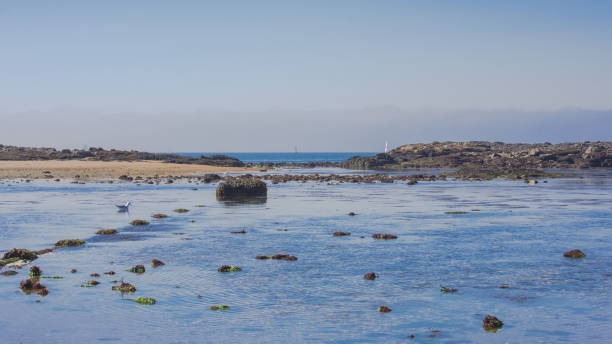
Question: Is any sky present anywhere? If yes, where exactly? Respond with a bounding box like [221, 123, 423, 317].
[1, 1, 611, 152]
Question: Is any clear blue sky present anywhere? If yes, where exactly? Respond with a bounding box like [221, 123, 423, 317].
[1, 1, 611, 151]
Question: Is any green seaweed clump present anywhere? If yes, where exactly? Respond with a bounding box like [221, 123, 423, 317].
[210, 305, 229, 310]
[563, 249, 586, 258]
[130, 220, 150, 226]
[482, 315, 503, 332]
[127, 265, 146, 273]
[134, 297, 156, 305]
[440, 286, 457, 293]
[152, 213, 168, 219]
[96, 229, 118, 235]
[174, 208, 189, 213]
[55, 239, 85, 247]
[112, 282, 136, 293]
[0, 257, 21, 267]
[217, 265, 242, 272]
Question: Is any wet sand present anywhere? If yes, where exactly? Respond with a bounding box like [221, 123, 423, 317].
[0, 160, 255, 179]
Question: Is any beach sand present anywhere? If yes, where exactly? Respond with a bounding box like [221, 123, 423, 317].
[0, 160, 255, 179]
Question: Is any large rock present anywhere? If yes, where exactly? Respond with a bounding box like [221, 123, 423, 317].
[216, 177, 267, 200]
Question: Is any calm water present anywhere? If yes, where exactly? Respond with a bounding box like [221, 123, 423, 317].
[176, 152, 376, 163]
[1, 169, 611, 343]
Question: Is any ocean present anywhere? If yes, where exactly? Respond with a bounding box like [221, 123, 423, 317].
[176, 152, 377, 163]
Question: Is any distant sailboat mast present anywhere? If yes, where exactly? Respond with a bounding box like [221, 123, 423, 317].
[294, 146, 298, 154]
[384, 141, 389, 153]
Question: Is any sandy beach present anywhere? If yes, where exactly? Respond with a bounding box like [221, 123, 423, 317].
[0, 160, 255, 179]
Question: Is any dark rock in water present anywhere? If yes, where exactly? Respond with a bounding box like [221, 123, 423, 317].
[130, 220, 150, 226]
[231, 230, 246, 234]
[70, 269, 77, 273]
[34, 248, 55, 255]
[440, 286, 457, 293]
[348, 212, 356, 216]
[2, 248, 38, 263]
[563, 249, 586, 258]
[445, 211, 469, 215]
[127, 265, 146, 273]
[216, 177, 267, 200]
[119, 175, 133, 181]
[152, 214, 168, 219]
[151, 259, 165, 267]
[20, 278, 46, 292]
[333, 231, 351, 236]
[55, 239, 85, 247]
[29, 266, 42, 277]
[482, 315, 503, 331]
[372, 234, 397, 240]
[256, 254, 297, 261]
[90, 273, 100, 277]
[37, 288, 49, 296]
[364, 272, 377, 280]
[378, 306, 392, 313]
[174, 208, 189, 213]
[84, 280, 100, 286]
[96, 229, 118, 235]
[499, 284, 510, 289]
[0, 270, 18, 276]
[104, 271, 115, 275]
[217, 265, 242, 272]
[112, 282, 136, 293]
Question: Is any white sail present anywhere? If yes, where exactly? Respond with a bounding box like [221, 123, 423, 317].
[384, 141, 389, 153]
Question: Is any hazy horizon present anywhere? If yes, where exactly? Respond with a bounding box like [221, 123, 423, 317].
[1, 1, 611, 151]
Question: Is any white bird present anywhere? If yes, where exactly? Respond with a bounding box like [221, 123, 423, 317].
[116, 201, 131, 212]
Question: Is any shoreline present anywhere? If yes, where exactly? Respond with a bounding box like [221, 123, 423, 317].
[0, 160, 256, 180]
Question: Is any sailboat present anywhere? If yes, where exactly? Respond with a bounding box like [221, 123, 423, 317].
[384, 141, 389, 153]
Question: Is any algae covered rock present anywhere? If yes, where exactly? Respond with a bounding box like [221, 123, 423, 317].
[112, 282, 136, 293]
[96, 229, 118, 235]
[482, 315, 503, 332]
[173, 208, 189, 213]
[217, 265, 242, 272]
[152, 214, 168, 219]
[134, 297, 156, 305]
[255, 254, 297, 261]
[1, 248, 38, 265]
[333, 231, 351, 236]
[440, 286, 457, 293]
[29, 266, 42, 277]
[210, 305, 229, 310]
[364, 272, 377, 280]
[130, 220, 150, 226]
[216, 177, 267, 200]
[378, 306, 392, 313]
[20, 278, 46, 293]
[0, 270, 18, 276]
[563, 249, 586, 258]
[55, 239, 85, 247]
[372, 234, 397, 240]
[127, 265, 146, 273]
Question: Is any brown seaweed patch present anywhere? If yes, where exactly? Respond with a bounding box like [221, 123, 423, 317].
[372, 234, 397, 240]
[96, 229, 118, 235]
[130, 220, 150, 226]
[55, 239, 85, 247]
[333, 231, 351, 236]
[151, 259, 165, 267]
[563, 249, 586, 258]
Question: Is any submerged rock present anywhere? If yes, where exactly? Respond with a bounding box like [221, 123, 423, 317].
[372, 234, 398, 240]
[217, 265, 242, 272]
[348, 212, 356, 216]
[90, 273, 100, 277]
[216, 177, 267, 200]
[55, 239, 85, 247]
[70, 269, 77, 273]
[378, 306, 392, 313]
[563, 249, 586, 258]
[210, 305, 230, 310]
[96, 229, 118, 235]
[104, 271, 115, 275]
[255, 254, 297, 261]
[127, 265, 146, 273]
[482, 315, 503, 332]
[364, 272, 377, 280]
[37, 288, 49, 296]
[20, 279, 46, 292]
[333, 231, 351, 236]
[231, 230, 247, 234]
[29, 266, 42, 277]
[134, 297, 156, 305]
[174, 208, 189, 213]
[151, 259, 165, 267]
[112, 282, 136, 293]
[0, 270, 18, 276]
[152, 214, 168, 219]
[444, 211, 469, 215]
[83, 280, 100, 286]
[130, 220, 150, 226]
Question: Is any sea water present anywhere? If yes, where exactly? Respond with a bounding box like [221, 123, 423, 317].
[0, 168, 611, 343]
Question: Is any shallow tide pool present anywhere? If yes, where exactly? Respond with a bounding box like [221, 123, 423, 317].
[1, 170, 611, 343]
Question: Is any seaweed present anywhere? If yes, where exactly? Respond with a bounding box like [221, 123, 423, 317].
[134, 297, 156, 305]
